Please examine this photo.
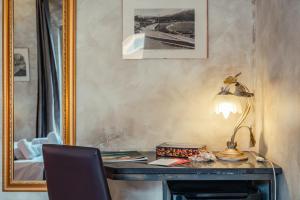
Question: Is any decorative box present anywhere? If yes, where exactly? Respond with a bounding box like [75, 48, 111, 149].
[156, 143, 207, 158]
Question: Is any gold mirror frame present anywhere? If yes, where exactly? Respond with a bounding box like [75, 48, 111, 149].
[2, 0, 76, 191]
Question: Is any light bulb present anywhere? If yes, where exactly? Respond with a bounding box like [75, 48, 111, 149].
[215, 102, 238, 119]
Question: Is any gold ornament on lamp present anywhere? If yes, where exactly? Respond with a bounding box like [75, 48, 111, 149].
[214, 72, 256, 161]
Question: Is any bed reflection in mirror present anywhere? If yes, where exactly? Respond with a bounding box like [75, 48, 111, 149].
[13, 0, 63, 181]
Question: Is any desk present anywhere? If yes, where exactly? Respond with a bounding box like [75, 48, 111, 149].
[104, 152, 282, 200]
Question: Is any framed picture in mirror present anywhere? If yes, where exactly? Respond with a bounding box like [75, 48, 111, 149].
[14, 48, 30, 81]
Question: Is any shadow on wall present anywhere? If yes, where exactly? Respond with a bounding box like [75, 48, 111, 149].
[258, 131, 292, 199]
[258, 129, 268, 156]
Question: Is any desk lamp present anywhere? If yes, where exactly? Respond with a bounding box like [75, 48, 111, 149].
[215, 73, 255, 161]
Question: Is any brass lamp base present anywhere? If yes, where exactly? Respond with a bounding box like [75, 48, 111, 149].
[216, 148, 248, 161]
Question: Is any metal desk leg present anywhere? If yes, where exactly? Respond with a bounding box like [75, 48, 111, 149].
[163, 181, 171, 200]
[270, 177, 277, 200]
[257, 180, 270, 200]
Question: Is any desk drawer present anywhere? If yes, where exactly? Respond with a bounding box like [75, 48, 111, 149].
[169, 181, 262, 200]
[173, 193, 261, 200]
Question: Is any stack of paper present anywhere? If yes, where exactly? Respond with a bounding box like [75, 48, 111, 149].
[101, 151, 147, 163]
[148, 158, 190, 167]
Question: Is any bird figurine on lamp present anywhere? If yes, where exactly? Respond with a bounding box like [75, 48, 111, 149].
[215, 72, 256, 161]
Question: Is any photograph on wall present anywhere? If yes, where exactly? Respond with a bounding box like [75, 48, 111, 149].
[14, 48, 30, 81]
[134, 9, 195, 50]
[123, 0, 207, 59]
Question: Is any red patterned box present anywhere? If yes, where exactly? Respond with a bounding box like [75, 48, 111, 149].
[156, 143, 207, 158]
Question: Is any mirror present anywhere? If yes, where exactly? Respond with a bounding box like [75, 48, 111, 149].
[3, 0, 76, 191]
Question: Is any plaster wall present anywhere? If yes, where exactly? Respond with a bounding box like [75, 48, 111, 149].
[76, 0, 255, 151]
[0, 0, 255, 199]
[256, 0, 300, 199]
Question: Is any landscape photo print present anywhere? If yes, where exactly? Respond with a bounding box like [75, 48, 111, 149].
[123, 0, 207, 59]
[14, 48, 30, 81]
[134, 9, 195, 50]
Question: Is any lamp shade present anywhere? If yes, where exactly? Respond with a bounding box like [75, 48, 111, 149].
[214, 94, 243, 119]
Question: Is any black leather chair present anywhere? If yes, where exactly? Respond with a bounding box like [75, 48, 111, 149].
[43, 144, 112, 200]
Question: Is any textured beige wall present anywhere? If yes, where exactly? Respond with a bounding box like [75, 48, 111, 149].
[0, 0, 256, 199]
[256, 0, 300, 199]
[76, 0, 256, 151]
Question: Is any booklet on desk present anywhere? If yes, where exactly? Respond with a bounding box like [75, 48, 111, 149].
[101, 151, 147, 163]
[149, 158, 191, 167]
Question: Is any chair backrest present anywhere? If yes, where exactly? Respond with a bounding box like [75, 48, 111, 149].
[43, 144, 111, 200]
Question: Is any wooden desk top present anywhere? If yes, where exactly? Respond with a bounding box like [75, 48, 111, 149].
[104, 152, 282, 181]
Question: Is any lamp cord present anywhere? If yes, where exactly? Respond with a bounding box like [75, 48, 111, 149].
[267, 160, 277, 200]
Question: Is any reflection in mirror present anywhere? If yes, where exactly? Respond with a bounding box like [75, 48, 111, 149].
[13, 0, 62, 181]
